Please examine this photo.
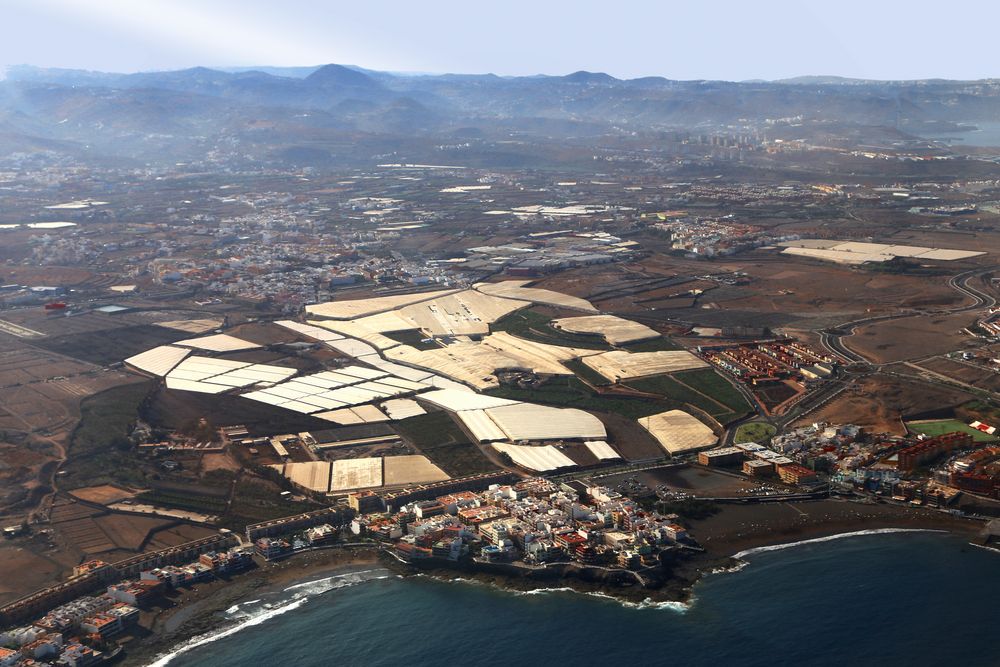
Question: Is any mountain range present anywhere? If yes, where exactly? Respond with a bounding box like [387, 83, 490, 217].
[3, 63, 1000, 165]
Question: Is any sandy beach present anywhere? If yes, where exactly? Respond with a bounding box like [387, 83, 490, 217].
[689, 499, 983, 560]
[120, 546, 382, 667]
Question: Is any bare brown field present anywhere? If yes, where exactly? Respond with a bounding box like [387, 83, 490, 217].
[592, 411, 665, 461]
[69, 484, 136, 505]
[0, 364, 142, 435]
[143, 524, 218, 551]
[793, 373, 974, 435]
[535, 253, 970, 333]
[848, 313, 976, 364]
[0, 343, 94, 384]
[0, 441, 55, 509]
[0, 266, 95, 287]
[93, 513, 171, 551]
[915, 358, 1000, 393]
[200, 452, 242, 473]
[0, 546, 69, 605]
[48, 496, 209, 556]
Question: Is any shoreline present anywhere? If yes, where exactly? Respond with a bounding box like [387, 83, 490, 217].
[121, 546, 384, 667]
[120, 501, 985, 666]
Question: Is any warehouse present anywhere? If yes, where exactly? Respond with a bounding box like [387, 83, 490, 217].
[396, 289, 525, 337]
[779, 239, 985, 265]
[481, 331, 601, 373]
[279, 461, 332, 493]
[164, 357, 296, 393]
[155, 318, 224, 335]
[385, 342, 513, 390]
[240, 366, 429, 413]
[417, 389, 518, 412]
[584, 440, 621, 461]
[309, 319, 404, 351]
[380, 398, 426, 420]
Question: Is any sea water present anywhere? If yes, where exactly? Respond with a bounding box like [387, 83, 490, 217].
[151, 531, 999, 667]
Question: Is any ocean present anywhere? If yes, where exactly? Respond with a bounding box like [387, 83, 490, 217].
[914, 121, 1000, 147]
[150, 530, 998, 667]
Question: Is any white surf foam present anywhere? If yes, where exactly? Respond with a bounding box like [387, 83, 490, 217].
[145, 568, 390, 666]
[731, 528, 946, 560]
[506, 585, 690, 612]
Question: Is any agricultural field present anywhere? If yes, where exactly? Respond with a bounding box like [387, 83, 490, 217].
[490, 309, 611, 350]
[848, 313, 978, 364]
[734, 422, 777, 443]
[142, 383, 332, 436]
[915, 357, 1000, 393]
[0, 341, 140, 436]
[488, 376, 675, 421]
[626, 368, 753, 425]
[61, 381, 154, 490]
[32, 324, 189, 366]
[793, 373, 975, 436]
[393, 411, 498, 477]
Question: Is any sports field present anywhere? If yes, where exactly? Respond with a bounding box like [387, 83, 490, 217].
[905, 419, 998, 443]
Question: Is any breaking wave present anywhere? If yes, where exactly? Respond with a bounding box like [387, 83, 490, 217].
[144, 569, 390, 667]
[731, 528, 946, 560]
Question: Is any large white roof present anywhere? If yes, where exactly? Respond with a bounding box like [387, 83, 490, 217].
[474, 280, 597, 312]
[417, 389, 519, 412]
[381, 398, 427, 420]
[305, 289, 457, 320]
[639, 410, 718, 455]
[493, 444, 576, 472]
[581, 349, 708, 381]
[584, 440, 620, 460]
[456, 409, 508, 443]
[551, 315, 659, 346]
[484, 403, 606, 441]
[275, 320, 345, 341]
[174, 333, 261, 352]
[124, 345, 189, 377]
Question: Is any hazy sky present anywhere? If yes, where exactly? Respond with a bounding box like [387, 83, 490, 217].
[1, 0, 996, 81]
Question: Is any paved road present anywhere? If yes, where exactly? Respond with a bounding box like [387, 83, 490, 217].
[732, 265, 999, 437]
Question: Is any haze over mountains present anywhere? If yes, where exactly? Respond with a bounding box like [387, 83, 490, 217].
[3, 63, 1000, 165]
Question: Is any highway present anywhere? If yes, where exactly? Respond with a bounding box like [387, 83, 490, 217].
[728, 265, 1000, 440]
[819, 266, 999, 365]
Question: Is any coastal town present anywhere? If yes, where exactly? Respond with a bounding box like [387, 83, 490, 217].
[4, 55, 1000, 666]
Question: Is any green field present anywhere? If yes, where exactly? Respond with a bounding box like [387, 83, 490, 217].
[62, 380, 154, 489]
[383, 329, 441, 350]
[394, 412, 499, 476]
[491, 310, 611, 350]
[905, 419, 998, 443]
[562, 358, 612, 386]
[488, 376, 679, 421]
[734, 421, 777, 444]
[619, 337, 682, 352]
[626, 369, 753, 425]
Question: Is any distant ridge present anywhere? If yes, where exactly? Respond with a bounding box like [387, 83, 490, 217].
[305, 64, 380, 88]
